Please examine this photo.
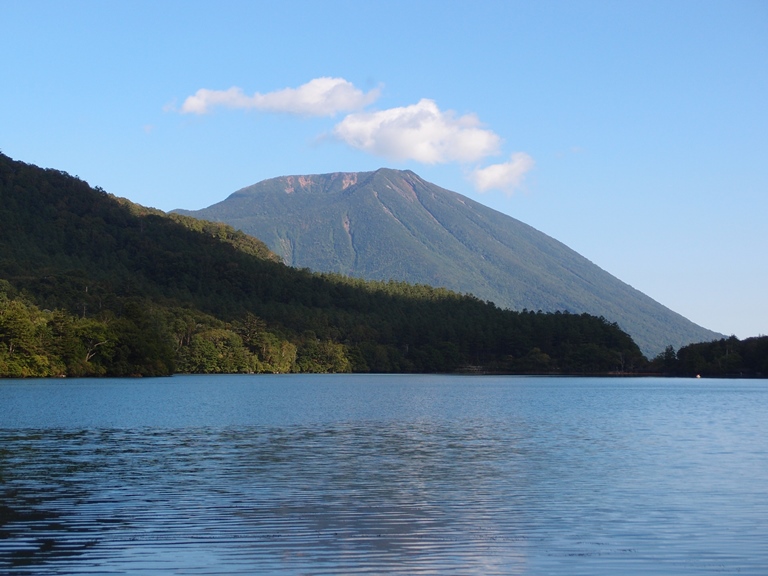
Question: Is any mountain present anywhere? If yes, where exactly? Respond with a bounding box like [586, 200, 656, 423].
[0, 152, 645, 376]
[176, 168, 721, 357]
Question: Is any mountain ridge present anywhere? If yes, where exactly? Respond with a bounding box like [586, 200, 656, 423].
[177, 168, 722, 357]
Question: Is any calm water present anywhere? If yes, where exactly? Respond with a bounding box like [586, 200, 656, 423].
[1, 375, 766, 575]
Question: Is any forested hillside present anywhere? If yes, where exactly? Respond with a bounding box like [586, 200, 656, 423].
[178, 168, 722, 357]
[0, 153, 648, 377]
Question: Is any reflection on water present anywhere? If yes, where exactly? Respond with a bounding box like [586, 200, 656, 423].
[0, 424, 532, 574]
[1, 375, 767, 575]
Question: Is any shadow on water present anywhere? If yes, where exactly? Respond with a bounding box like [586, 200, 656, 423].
[0, 431, 107, 572]
[0, 501, 101, 570]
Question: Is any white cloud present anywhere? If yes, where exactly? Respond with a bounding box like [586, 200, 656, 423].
[181, 87, 251, 114]
[180, 77, 380, 117]
[177, 78, 534, 182]
[470, 152, 535, 194]
[333, 99, 501, 164]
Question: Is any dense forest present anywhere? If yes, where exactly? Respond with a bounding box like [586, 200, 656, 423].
[649, 336, 768, 378]
[1, 152, 755, 378]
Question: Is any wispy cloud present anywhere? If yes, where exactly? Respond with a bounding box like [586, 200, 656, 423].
[180, 77, 380, 117]
[470, 153, 535, 195]
[176, 77, 534, 195]
[333, 99, 501, 164]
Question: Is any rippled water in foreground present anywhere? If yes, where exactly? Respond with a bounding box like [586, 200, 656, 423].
[1, 375, 767, 575]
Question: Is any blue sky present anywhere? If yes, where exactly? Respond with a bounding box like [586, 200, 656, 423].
[2, 0, 766, 340]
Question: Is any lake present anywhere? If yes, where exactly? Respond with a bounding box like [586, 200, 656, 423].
[1, 374, 767, 575]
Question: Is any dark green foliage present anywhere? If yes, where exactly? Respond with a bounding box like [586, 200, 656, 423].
[650, 335, 768, 377]
[178, 168, 722, 357]
[0, 152, 648, 377]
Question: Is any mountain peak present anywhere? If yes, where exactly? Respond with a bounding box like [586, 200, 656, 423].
[178, 169, 722, 356]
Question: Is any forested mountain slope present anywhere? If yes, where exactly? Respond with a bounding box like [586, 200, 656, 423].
[0, 153, 645, 377]
[177, 168, 721, 357]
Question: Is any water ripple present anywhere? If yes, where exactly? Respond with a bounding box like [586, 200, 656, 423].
[1, 375, 767, 575]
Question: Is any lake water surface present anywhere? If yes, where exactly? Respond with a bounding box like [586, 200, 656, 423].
[1, 374, 767, 575]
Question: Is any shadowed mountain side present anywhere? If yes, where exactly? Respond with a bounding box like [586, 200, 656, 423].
[177, 168, 722, 357]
